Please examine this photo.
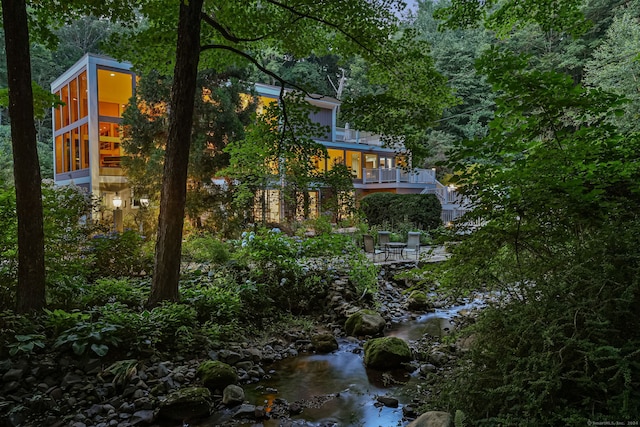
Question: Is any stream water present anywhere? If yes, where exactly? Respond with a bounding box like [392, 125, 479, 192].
[197, 298, 484, 427]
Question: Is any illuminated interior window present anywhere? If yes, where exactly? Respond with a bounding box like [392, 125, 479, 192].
[61, 85, 70, 127]
[312, 155, 326, 172]
[345, 151, 361, 178]
[379, 156, 392, 169]
[81, 124, 89, 169]
[326, 149, 344, 171]
[55, 135, 63, 174]
[54, 90, 62, 130]
[99, 122, 122, 168]
[97, 69, 132, 171]
[70, 78, 79, 123]
[79, 71, 88, 118]
[97, 69, 133, 118]
[365, 154, 378, 169]
[72, 128, 80, 170]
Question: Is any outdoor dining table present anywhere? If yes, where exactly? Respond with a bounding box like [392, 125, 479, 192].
[384, 242, 407, 261]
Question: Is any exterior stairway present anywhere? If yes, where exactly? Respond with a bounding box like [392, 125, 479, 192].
[421, 181, 471, 225]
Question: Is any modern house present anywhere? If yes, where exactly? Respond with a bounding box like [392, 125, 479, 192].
[51, 54, 135, 217]
[52, 53, 464, 225]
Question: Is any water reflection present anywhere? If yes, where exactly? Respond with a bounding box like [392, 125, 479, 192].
[197, 300, 485, 427]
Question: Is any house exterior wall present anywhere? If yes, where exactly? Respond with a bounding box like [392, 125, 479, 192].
[51, 55, 436, 224]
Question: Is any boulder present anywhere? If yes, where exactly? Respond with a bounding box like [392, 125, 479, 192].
[406, 291, 431, 311]
[311, 333, 338, 353]
[345, 310, 386, 337]
[363, 337, 412, 369]
[407, 411, 452, 427]
[197, 361, 237, 391]
[222, 384, 245, 406]
[157, 387, 212, 421]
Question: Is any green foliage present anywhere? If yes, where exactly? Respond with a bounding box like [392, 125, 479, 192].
[121, 70, 254, 232]
[89, 230, 152, 278]
[181, 235, 230, 264]
[54, 318, 122, 357]
[435, 26, 640, 425]
[434, 0, 588, 37]
[7, 334, 46, 357]
[231, 229, 338, 317]
[44, 309, 89, 336]
[300, 233, 355, 258]
[147, 302, 199, 350]
[47, 275, 88, 309]
[0, 310, 40, 357]
[180, 271, 242, 324]
[360, 193, 441, 231]
[0, 182, 95, 309]
[346, 252, 379, 300]
[312, 215, 333, 236]
[81, 278, 148, 308]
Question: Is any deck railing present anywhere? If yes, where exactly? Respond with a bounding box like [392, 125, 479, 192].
[362, 167, 437, 184]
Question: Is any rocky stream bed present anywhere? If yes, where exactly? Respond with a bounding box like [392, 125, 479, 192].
[1, 261, 487, 427]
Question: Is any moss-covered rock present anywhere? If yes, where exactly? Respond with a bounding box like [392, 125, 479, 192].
[197, 360, 237, 391]
[407, 411, 452, 427]
[406, 290, 431, 311]
[364, 337, 412, 369]
[157, 387, 212, 421]
[311, 333, 339, 353]
[345, 309, 386, 337]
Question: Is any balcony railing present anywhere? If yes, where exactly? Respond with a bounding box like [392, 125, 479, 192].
[335, 127, 383, 146]
[362, 167, 437, 185]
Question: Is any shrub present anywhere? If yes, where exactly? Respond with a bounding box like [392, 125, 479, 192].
[181, 235, 230, 264]
[360, 193, 441, 231]
[54, 318, 122, 357]
[180, 271, 242, 323]
[89, 230, 153, 278]
[437, 222, 640, 425]
[81, 278, 148, 308]
[300, 233, 355, 257]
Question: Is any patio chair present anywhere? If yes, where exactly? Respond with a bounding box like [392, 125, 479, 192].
[363, 234, 384, 261]
[405, 231, 421, 259]
[377, 231, 391, 246]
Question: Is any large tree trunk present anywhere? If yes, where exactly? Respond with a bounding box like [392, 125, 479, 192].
[148, 0, 204, 306]
[2, 0, 46, 312]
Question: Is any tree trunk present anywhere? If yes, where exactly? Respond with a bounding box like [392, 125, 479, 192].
[2, 0, 46, 312]
[148, 0, 204, 306]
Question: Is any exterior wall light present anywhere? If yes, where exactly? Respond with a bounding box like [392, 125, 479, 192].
[112, 193, 123, 209]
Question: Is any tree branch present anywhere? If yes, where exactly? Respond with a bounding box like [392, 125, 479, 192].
[262, 0, 380, 60]
[199, 43, 325, 100]
[200, 12, 269, 43]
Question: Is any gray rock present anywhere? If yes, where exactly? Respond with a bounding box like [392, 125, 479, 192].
[2, 368, 24, 382]
[218, 350, 243, 365]
[130, 409, 155, 425]
[311, 333, 338, 353]
[156, 362, 171, 377]
[364, 337, 412, 369]
[429, 351, 449, 367]
[157, 387, 212, 421]
[61, 372, 84, 388]
[376, 396, 399, 408]
[345, 310, 386, 337]
[289, 402, 303, 415]
[222, 384, 245, 406]
[420, 363, 437, 374]
[197, 360, 237, 391]
[407, 411, 452, 427]
[233, 403, 257, 418]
